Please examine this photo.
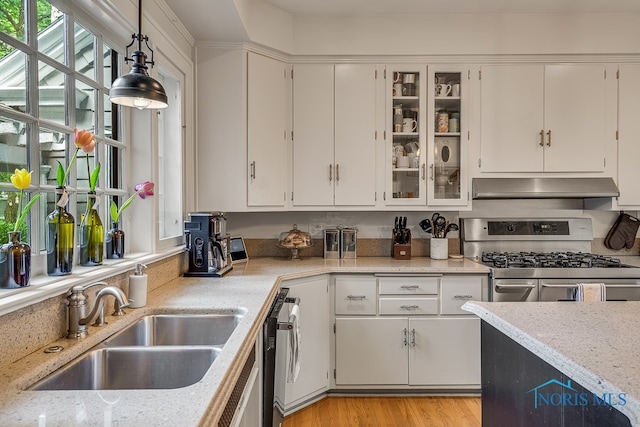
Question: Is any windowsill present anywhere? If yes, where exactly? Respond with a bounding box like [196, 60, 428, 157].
[0, 246, 185, 317]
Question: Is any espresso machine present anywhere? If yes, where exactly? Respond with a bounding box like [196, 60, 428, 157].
[184, 212, 232, 277]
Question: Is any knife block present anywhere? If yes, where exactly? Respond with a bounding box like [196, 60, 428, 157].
[392, 233, 412, 260]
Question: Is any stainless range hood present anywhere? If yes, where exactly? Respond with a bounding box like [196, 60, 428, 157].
[472, 177, 620, 199]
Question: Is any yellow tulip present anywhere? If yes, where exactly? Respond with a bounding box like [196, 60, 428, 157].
[10, 169, 32, 190]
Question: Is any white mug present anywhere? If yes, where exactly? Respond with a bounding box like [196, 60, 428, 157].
[393, 83, 403, 96]
[396, 155, 410, 168]
[451, 84, 461, 97]
[436, 84, 452, 97]
[402, 118, 418, 133]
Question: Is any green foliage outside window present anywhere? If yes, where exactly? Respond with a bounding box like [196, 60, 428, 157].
[0, 172, 29, 244]
[0, 0, 53, 58]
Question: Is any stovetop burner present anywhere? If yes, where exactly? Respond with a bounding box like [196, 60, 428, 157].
[481, 251, 625, 269]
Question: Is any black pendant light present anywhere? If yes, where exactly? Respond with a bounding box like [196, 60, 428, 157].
[109, 0, 168, 109]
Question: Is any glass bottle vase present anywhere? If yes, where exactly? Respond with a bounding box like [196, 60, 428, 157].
[0, 231, 31, 288]
[106, 222, 125, 259]
[79, 192, 103, 266]
[46, 187, 75, 276]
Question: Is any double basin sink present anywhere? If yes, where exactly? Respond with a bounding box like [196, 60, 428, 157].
[30, 312, 244, 391]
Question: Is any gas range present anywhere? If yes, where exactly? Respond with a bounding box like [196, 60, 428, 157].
[461, 218, 640, 301]
[482, 251, 626, 269]
[477, 250, 639, 279]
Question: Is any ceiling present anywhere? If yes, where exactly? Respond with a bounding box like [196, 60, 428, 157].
[263, 0, 640, 16]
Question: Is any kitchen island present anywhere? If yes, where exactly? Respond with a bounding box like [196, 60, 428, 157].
[462, 301, 640, 426]
[0, 256, 488, 426]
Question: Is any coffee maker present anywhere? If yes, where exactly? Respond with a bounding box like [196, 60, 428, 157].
[184, 212, 232, 277]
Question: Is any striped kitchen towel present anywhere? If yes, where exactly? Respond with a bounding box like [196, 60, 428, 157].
[575, 283, 606, 302]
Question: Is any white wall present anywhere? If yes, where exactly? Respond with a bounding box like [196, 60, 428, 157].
[291, 13, 640, 56]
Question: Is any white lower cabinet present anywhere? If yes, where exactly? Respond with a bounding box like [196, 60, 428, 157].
[335, 317, 480, 386]
[275, 276, 330, 412]
[336, 318, 408, 385]
[334, 274, 485, 389]
[408, 317, 480, 385]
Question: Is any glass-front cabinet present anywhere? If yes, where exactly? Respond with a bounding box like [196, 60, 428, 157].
[386, 65, 427, 205]
[427, 66, 468, 206]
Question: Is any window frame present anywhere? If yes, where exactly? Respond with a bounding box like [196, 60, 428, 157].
[0, 0, 187, 311]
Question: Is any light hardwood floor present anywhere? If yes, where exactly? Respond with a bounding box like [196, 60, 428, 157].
[282, 396, 481, 427]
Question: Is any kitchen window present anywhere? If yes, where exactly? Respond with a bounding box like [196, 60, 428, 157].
[0, 1, 129, 287]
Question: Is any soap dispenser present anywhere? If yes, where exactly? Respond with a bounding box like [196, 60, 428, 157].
[128, 263, 148, 308]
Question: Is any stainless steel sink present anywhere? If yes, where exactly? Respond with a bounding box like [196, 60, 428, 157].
[29, 312, 245, 391]
[30, 347, 220, 390]
[100, 313, 243, 347]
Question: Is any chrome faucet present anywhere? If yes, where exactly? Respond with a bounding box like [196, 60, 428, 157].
[67, 282, 130, 339]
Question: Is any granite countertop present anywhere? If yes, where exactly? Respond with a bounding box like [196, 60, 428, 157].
[462, 300, 640, 426]
[0, 256, 489, 426]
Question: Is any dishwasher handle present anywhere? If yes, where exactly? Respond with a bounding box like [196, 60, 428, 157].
[277, 297, 300, 330]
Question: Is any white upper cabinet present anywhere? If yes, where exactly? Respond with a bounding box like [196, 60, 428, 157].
[247, 52, 289, 207]
[292, 63, 379, 207]
[292, 64, 335, 206]
[617, 64, 640, 207]
[479, 64, 608, 173]
[385, 65, 427, 206]
[334, 64, 379, 206]
[427, 65, 470, 207]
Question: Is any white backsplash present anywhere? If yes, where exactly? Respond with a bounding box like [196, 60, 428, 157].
[225, 202, 636, 240]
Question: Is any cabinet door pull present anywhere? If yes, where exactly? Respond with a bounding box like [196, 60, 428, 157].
[546, 130, 552, 147]
[400, 305, 419, 310]
[347, 295, 366, 300]
[421, 163, 426, 180]
[453, 294, 474, 300]
[250, 161, 256, 179]
[429, 164, 434, 181]
[329, 164, 333, 182]
[539, 130, 544, 147]
[403, 328, 408, 346]
[410, 328, 416, 347]
[336, 164, 340, 181]
[400, 285, 420, 290]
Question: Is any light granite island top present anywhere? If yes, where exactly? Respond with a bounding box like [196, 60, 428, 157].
[0, 256, 489, 426]
[462, 301, 640, 426]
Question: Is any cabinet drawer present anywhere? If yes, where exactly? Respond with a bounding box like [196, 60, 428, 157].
[378, 276, 439, 295]
[379, 297, 438, 315]
[335, 276, 377, 315]
[440, 276, 484, 315]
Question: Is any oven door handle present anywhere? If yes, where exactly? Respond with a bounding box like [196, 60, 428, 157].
[495, 284, 536, 291]
[540, 283, 576, 288]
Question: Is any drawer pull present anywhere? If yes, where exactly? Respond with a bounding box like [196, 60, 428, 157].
[400, 285, 420, 290]
[347, 295, 366, 300]
[453, 294, 474, 300]
[400, 305, 420, 310]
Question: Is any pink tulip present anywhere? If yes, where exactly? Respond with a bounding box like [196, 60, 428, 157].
[135, 181, 154, 199]
[74, 128, 96, 153]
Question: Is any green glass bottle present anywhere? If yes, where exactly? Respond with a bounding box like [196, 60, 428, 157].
[46, 187, 75, 276]
[79, 192, 103, 266]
